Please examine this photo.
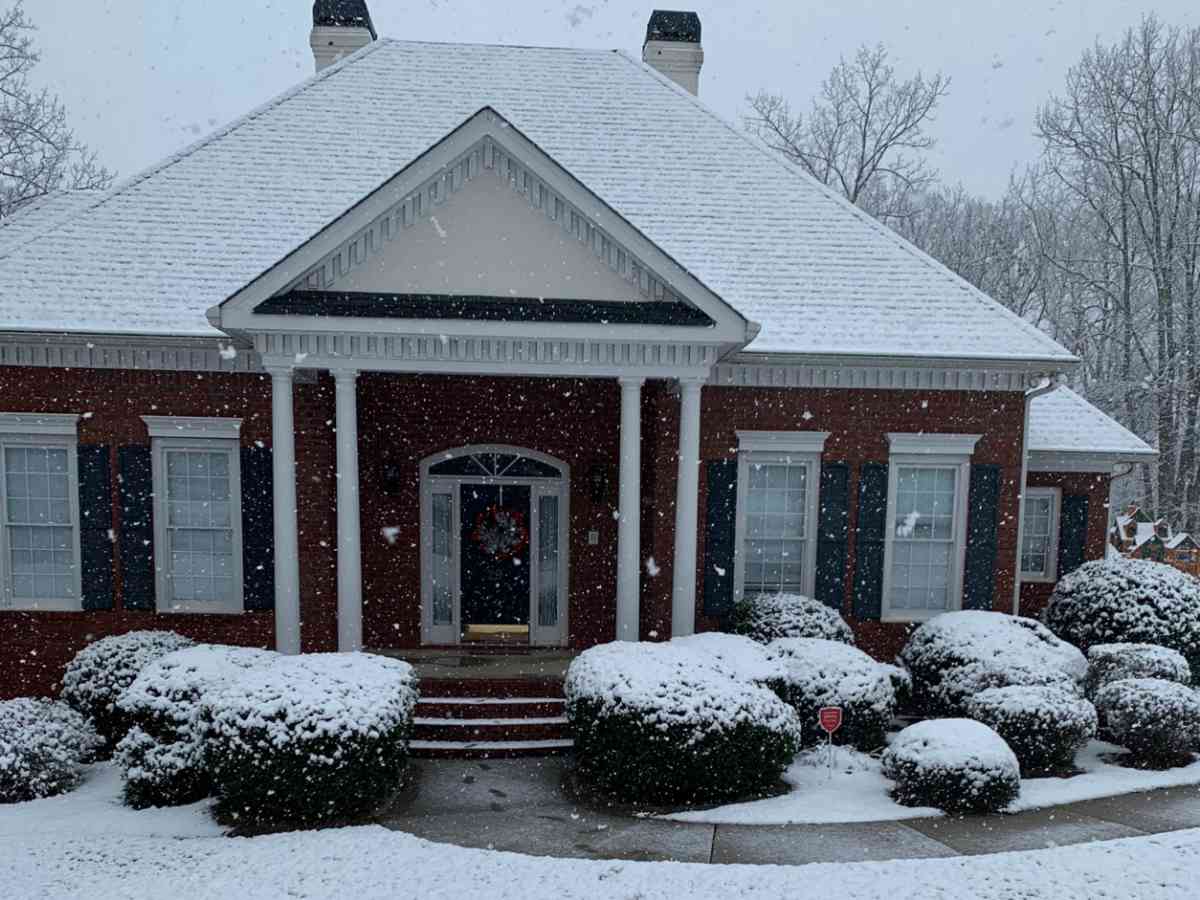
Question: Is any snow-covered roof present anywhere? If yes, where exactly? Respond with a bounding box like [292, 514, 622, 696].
[1165, 533, 1195, 550]
[0, 191, 101, 257]
[0, 40, 1076, 365]
[1027, 387, 1157, 460]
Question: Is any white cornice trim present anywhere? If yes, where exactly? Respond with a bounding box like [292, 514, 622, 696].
[0, 412, 80, 436]
[1027, 450, 1134, 474]
[711, 361, 1047, 392]
[736, 430, 831, 454]
[0, 332, 260, 374]
[888, 433, 982, 456]
[142, 416, 242, 440]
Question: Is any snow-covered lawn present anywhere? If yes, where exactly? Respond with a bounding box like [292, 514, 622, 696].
[665, 741, 1200, 826]
[3, 762, 1200, 899]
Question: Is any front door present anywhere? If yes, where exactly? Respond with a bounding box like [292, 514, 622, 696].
[459, 484, 531, 642]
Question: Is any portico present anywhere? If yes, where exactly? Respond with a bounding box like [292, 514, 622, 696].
[212, 107, 751, 653]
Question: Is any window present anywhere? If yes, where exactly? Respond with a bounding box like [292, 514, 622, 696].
[144, 417, 243, 614]
[734, 431, 829, 601]
[882, 433, 980, 622]
[1020, 487, 1060, 582]
[0, 414, 81, 611]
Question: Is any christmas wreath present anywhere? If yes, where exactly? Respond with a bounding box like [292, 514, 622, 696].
[471, 504, 529, 560]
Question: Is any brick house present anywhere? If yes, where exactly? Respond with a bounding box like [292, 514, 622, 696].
[0, 6, 1156, 699]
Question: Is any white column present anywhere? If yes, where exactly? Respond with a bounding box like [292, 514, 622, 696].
[334, 369, 363, 652]
[671, 378, 704, 637]
[268, 366, 302, 655]
[616, 376, 644, 641]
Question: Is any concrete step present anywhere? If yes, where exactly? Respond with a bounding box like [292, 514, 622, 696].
[415, 697, 566, 720]
[418, 677, 565, 700]
[409, 738, 574, 759]
[412, 716, 569, 743]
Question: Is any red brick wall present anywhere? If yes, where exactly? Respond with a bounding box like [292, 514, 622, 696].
[1018, 471, 1112, 620]
[356, 374, 620, 651]
[0, 366, 338, 699]
[680, 387, 1028, 661]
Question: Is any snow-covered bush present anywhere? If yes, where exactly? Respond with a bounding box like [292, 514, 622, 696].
[732, 592, 854, 645]
[882, 719, 1021, 813]
[565, 641, 801, 805]
[1043, 558, 1200, 676]
[0, 698, 103, 803]
[115, 644, 276, 809]
[898, 611, 1087, 716]
[879, 663, 913, 712]
[61, 631, 195, 751]
[964, 686, 1097, 775]
[1093, 678, 1200, 767]
[670, 632, 784, 684]
[203, 653, 418, 825]
[1085, 643, 1192, 698]
[764, 637, 896, 750]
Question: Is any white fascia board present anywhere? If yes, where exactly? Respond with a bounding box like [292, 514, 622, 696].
[142, 416, 242, 440]
[0, 412, 80, 436]
[887, 433, 982, 456]
[218, 108, 747, 345]
[725, 349, 1079, 373]
[1027, 450, 1149, 474]
[736, 430, 831, 454]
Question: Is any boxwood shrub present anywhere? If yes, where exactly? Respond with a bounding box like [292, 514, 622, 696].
[764, 637, 896, 750]
[964, 685, 1097, 775]
[0, 698, 103, 803]
[1093, 678, 1200, 768]
[1085, 643, 1192, 699]
[882, 719, 1021, 813]
[565, 641, 801, 805]
[61, 631, 194, 752]
[1044, 558, 1200, 677]
[115, 644, 276, 809]
[732, 592, 855, 645]
[898, 611, 1087, 716]
[202, 653, 418, 826]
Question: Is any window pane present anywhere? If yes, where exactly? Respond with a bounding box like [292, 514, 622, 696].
[431, 492, 452, 626]
[742, 460, 810, 596]
[891, 465, 957, 611]
[164, 448, 236, 607]
[1021, 495, 1055, 576]
[538, 495, 559, 628]
[4, 446, 76, 602]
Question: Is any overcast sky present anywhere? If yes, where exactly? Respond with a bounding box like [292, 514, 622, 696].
[30, 0, 1186, 198]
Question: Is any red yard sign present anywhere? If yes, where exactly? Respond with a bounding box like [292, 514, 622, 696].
[818, 706, 843, 735]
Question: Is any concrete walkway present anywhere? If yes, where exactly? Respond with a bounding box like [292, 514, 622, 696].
[379, 756, 1200, 865]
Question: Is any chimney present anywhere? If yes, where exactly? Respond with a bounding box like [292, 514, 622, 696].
[310, 0, 377, 72]
[642, 10, 703, 96]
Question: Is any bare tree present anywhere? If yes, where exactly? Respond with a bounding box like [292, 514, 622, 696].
[745, 44, 949, 223]
[0, 1, 112, 219]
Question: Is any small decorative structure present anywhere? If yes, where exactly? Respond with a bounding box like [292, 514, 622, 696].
[471, 504, 529, 560]
[1110, 504, 1200, 577]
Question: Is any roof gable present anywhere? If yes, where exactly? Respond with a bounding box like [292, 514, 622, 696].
[218, 107, 745, 342]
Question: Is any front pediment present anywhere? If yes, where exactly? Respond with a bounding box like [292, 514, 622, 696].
[217, 108, 748, 345]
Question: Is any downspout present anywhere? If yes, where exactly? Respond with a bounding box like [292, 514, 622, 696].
[1012, 374, 1060, 615]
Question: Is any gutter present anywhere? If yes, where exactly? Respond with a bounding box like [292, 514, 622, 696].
[1012, 375, 1060, 615]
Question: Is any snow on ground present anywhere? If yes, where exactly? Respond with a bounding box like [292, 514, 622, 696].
[666, 740, 1200, 826]
[4, 761, 1200, 898]
[2, 792, 1199, 899]
[0, 763, 221, 840]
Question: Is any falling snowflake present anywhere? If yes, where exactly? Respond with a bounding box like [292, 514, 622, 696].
[645, 557, 660, 576]
[381, 526, 401, 545]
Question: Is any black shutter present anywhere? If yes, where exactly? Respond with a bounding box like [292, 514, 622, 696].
[118, 446, 155, 611]
[814, 462, 850, 611]
[1059, 494, 1090, 578]
[963, 465, 1001, 611]
[852, 463, 888, 620]
[702, 458, 738, 619]
[241, 446, 275, 611]
[78, 445, 114, 611]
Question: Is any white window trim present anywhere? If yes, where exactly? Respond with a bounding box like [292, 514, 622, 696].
[1020, 486, 1061, 583]
[881, 433, 981, 624]
[145, 417, 244, 615]
[733, 430, 829, 603]
[0, 414, 82, 612]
